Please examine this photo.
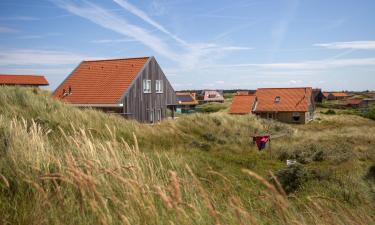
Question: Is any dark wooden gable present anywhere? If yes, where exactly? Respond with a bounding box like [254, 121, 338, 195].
[121, 57, 176, 122]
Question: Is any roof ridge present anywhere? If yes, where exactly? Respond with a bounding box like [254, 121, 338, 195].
[83, 56, 151, 63]
[0, 74, 45, 77]
[258, 87, 312, 90]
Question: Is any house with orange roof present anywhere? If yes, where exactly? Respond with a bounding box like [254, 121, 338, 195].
[0, 74, 49, 87]
[229, 93, 256, 115]
[53, 56, 176, 123]
[326, 92, 350, 100]
[253, 87, 315, 124]
[176, 92, 199, 113]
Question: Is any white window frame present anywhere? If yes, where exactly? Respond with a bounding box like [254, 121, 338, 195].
[155, 80, 163, 93]
[143, 79, 151, 93]
[156, 108, 161, 122]
[148, 108, 154, 123]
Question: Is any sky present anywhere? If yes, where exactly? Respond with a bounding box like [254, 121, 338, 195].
[0, 0, 375, 91]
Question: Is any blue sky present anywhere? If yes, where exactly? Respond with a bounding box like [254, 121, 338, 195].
[0, 0, 375, 91]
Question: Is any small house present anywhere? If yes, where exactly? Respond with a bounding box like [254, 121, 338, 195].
[327, 92, 350, 100]
[0, 74, 49, 87]
[203, 90, 224, 103]
[176, 92, 198, 113]
[339, 99, 368, 109]
[229, 93, 256, 114]
[253, 87, 315, 124]
[53, 56, 176, 123]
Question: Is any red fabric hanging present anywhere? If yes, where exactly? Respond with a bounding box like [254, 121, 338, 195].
[253, 135, 270, 150]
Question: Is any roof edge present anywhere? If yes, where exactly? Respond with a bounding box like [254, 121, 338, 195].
[53, 61, 84, 96]
[117, 56, 154, 103]
[83, 56, 151, 63]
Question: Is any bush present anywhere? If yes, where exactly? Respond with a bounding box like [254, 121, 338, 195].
[322, 109, 336, 115]
[275, 163, 309, 194]
[196, 103, 227, 113]
[312, 150, 325, 162]
[365, 164, 375, 181]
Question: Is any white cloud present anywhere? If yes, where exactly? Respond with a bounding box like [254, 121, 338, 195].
[315, 41, 375, 50]
[91, 38, 137, 44]
[54, 0, 180, 61]
[0, 16, 39, 21]
[54, 0, 253, 70]
[0, 26, 19, 33]
[212, 57, 375, 70]
[0, 49, 89, 66]
[113, 0, 187, 45]
[215, 80, 225, 84]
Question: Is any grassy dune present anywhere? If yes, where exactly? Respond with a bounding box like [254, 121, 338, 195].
[0, 86, 374, 225]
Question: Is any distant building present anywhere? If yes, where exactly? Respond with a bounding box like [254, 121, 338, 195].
[203, 90, 224, 103]
[176, 92, 198, 113]
[326, 92, 350, 100]
[339, 99, 368, 109]
[229, 93, 256, 114]
[53, 56, 176, 123]
[0, 74, 49, 87]
[254, 87, 315, 124]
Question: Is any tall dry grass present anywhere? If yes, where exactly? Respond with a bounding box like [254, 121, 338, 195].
[0, 87, 374, 224]
[0, 116, 374, 225]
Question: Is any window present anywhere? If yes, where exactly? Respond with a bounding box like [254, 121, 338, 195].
[274, 96, 281, 103]
[156, 80, 163, 93]
[292, 112, 300, 122]
[156, 109, 161, 122]
[143, 79, 151, 93]
[148, 109, 154, 123]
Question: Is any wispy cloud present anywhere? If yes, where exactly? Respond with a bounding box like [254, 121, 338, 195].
[54, 0, 180, 60]
[0, 49, 89, 66]
[91, 38, 137, 44]
[315, 41, 375, 50]
[207, 57, 375, 70]
[113, 0, 187, 45]
[0, 26, 19, 33]
[0, 16, 39, 21]
[53, 0, 253, 70]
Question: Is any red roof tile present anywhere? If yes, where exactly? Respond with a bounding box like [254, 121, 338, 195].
[0, 74, 48, 85]
[342, 99, 363, 105]
[331, 92, 349, 97]
[255, 87, 313, 112]
[229, 94, 256, 114]
[53, 57, 150, 104]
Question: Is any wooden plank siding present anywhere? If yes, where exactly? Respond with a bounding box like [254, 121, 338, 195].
[121, 57, 176, 123]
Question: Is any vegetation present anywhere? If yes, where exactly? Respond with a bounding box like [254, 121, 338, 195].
[0, 87, 374, 225]
[195, 102, 229, 113]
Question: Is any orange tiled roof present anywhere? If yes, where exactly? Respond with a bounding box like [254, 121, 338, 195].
[342, 99, 363, 105]
[176, 92, 198, 105]
[331, 92, 349, 97]
[0, 74, 48, 85]
[255, 87, 312, 112]
[323, 92, 329, 97]
[53, 57, 150, 104]
[229, 94, 256, 114]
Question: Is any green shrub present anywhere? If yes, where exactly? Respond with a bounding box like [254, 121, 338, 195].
[322, 109, 336, 115]
[275, 163, 310, 194]
[196, 103, 227, 113]
[365, 164, 375, 181]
